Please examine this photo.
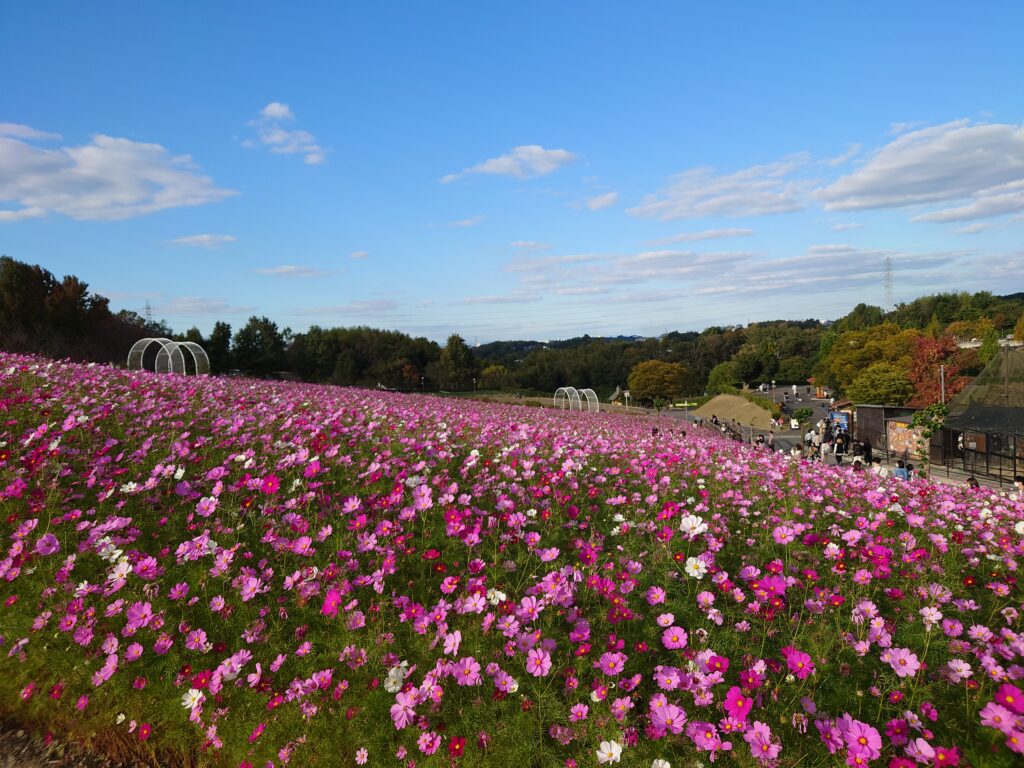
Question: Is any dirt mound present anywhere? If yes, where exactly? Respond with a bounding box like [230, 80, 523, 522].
[694, 393, 774, 430]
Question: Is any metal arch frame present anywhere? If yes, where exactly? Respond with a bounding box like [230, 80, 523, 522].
[579, 388, 600, 413]
[127, 337, 209, 375]
[177, 341, 211, 375]
[553, 386, 583, 411]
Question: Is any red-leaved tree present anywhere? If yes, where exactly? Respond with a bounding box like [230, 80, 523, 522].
[908, 335, 969, 406]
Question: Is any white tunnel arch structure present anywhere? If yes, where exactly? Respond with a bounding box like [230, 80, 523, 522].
[127, 338, 210, 375]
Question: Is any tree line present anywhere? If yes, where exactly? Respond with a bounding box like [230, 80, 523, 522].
[2, 255, 1023, 407]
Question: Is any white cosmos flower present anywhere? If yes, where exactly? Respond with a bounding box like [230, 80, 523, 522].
[1015, 520, 1024, 536]
[652, 760, 671, 768]
[181, 688, 204, 710]
[678, 514, 708, 538]
[684, 556, 708, 579]
[384, 664, 407, 693]
[596, 740, 622, 764]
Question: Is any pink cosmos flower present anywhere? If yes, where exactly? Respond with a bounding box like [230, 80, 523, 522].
[321, 588, 342, 617]
[979, 702, 1014, 734]
[651, 702, 687, 735]
[780, 646, 814, 679]
[598, 651, 627, 676]
[417, 731, 440, 755]
[995, 684, 1024, 715]
[723, 686, 752, 721]
[661, 626, 688, 650]
[455, 656, 482, 686]
[743, 721, 781, 763]
[526, 648, 552, 677]
[569, 703, 589, 722]
[390, 690, 417, 729]
[34, 533, 60, 556]
[843, 720, 881, 759]
[886, 647, 920, 678]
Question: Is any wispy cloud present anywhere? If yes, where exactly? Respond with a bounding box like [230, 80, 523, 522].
[442, 145, 575, 183]
[244, 102, 325, 165]
[648, 228, 754, 246]
[585, 191, 619, 210]
[819, 120, 1024, 221]
[448, 215, 485, 228]
[254, 265, 332, 278]
[152, 297, 255, 316]
[628, 156, 809, 220]
[167, 234, 237, 248]
[464, 292, 542, 305]
[0, 122, 61, 141]
[349, 250, 368, 259]
[295, 299, 398, 316]
[511, 240, 552, 250]
[0, 123, 236, 222]
[827, 143, 861, 166]
[830, 222, 864, 231]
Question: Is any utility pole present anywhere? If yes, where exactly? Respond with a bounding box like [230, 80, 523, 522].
[940, 364, 945, 404]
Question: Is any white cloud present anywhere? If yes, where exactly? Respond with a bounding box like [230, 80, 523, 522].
[910, 180, 1024, 223]
[818, 120, 1024, 219]
[246, 102, 325, 165]
[648, 228, 754, 245]
[464, 292, 541, 305]
[167, 234, 237, 248]
[448, 215, 485, 228]
[510, 240, 552, 250]
[830, 222, 864, 231]
[254, 265, 331, 278]
[505, 253, 601, 274]
[349, 250, 368, 259]
[628, 156, 808, 220]
[0, 127, 236, 222]
[954, 221, 999, 235]
[0, 122, 61, 141]
[586, 191, 619, 210]
[442, 145, 576, 183]
[295, 300, 398, 316]
[152, 297, 254, 316]
[827, 144, 861, 166]
[260, 102, 294, 120]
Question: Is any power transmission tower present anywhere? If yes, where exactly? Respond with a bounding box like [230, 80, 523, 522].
[144, 300, 153, 325]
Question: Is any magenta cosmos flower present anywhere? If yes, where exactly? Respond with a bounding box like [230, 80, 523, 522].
[526, 648, 552, 676]
[661, 626, 688, 650]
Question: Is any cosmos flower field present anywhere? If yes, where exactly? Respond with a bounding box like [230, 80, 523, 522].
[1, 354, 1023, 768]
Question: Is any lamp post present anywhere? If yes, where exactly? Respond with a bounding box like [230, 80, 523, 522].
[473, 378, 477, 394]
[624, 392, 630, 411]
[771, 380, 776, 403]
[420, 376, 424, 391]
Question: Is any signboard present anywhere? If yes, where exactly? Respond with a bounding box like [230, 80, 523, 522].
[830, 411, 850, 431]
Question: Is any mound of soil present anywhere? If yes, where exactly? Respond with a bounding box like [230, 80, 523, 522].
[693, 393, 775, 430]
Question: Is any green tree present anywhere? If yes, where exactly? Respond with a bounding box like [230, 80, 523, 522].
[627, 360, 689, 404]
[706, 361, 741, 395]
[911, 403, 948, 478]
[231, 316, 286, 376]
[430, 334, 476, 390]
[206, 321, 233, 374]
[845, 362, 914, 405]
[978, 323, 1000, 364]
[791, 407, 814, 425]
[1013, 312, 1024, 341]
[824, 323, 919, 392]
[479, 364, 511, 390]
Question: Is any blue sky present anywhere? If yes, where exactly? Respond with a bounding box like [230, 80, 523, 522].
[3, 2, 1023, 342]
